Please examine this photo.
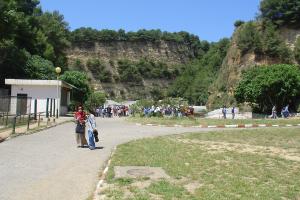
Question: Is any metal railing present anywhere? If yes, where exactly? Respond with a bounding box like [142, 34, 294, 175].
[0, 112, 52, 135]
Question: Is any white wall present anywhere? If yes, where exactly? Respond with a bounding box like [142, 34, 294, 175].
[10, 85, 67, 115]
[11, 85, 59, 99]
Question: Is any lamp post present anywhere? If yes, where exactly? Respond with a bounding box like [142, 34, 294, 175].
[55, 67, 61, 118]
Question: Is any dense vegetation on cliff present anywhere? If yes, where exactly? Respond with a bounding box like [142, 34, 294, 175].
[168, 38, 230, 105]
[69, 28, 206, 57]
[206, 0, 300, 111]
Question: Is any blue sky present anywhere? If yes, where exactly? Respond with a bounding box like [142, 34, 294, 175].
[39, 0, 260, 42]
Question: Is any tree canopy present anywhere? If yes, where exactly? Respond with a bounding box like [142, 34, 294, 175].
[69, 28, 207, 58]
[259, 0, 300, 28]
[168, 38, 230, 105]
[84, 92, 106, 112]
[60, 71, 91, 103]
[235, 64, 300, 113]
[0, 0, 69, 86]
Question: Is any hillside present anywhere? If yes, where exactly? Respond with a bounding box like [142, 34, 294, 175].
[207, 26, 300, 109]
[66, 29, 206, 100]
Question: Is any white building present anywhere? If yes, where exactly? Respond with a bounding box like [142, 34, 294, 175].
[5, 79, 74, 116]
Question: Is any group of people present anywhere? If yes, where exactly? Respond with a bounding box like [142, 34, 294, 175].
[95, 105, 129, 118]
[222, 106, 236, 119]
[74, 106, 99, 150]
[271, 105, 290, 119]
[143, 105, 194, 117]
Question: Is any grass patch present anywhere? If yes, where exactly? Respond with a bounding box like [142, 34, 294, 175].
[105, 128, 300, 199]
[128, 116, 300, 126]
[184, 128, 300, 151]
[147, 179, 193, 200]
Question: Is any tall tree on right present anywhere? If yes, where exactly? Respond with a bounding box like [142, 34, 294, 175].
[259, 0, 300, 28]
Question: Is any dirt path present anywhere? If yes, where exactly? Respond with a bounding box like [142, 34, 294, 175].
[0, 117, 215, 200]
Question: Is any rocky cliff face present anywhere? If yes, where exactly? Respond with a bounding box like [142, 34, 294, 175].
[207, 27, 300, 109]
[67, 40, 195, 65]
[66, 40, 197, 99]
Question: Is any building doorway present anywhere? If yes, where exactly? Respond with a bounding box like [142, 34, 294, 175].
[17, 94, 28, 115]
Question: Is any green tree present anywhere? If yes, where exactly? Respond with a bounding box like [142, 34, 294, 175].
[234, 20, 245, 28]
[85, 92, 106, 112]
[235, 64, 300, 113]
[60, 71, 91, 103]
[36, 11, 70, 68]
[236, 22, 262, 54]
[86, 59, 112, 82]
[259, 0, 300, 28]
[261, 22, 292, 62]
[168, 38, 230, 105]
[117, 60, 143, 84]
[0, 0, 40, 85]
[24, 55, 56, 79]
[0, 0, 70, 85]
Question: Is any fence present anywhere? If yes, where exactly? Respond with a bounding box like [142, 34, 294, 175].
[0, 96, 58, 136]
[0, 95, 31, 115]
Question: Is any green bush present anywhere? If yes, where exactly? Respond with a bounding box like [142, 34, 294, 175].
[86, 59, 112, 82]
[236, 22, 262, 55]
[85, 92, 106, 112]
[25, 55, 56, 80]
[237, 21, 293, 62]
[235, 64, 300, 113]
[71, 59, 85, 71]
[60, 71, 91, 103]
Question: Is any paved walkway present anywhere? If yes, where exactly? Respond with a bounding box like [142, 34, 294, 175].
[0, 117, 216, 200]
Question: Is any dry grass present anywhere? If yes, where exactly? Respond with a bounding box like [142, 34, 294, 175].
[101, 128, 300, 200]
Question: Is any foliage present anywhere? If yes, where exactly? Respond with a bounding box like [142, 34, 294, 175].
[294, 37, 300, 63]
[236, 22, 262, 54]
[234, 20, 245, 28]
[261, 22, 293, 62]
[117, 60, 143, 84]
[150, 85, 166, 101]
[135, 99, 155, 108]
[70, 28, 204, 57]
[259, 0, 300, 28]
[0, 0, 69, 86]
[84, 92, 106, 112]
[60, 71, 91, 103]
[70, 59, 85, 71]
[86, 59, 112, 82]
[24, 55, 56, 79]
[36, 11, 70, 68]
[168, 38, 230, 105]
[236, 21, 292, 62]
[116, 59, 178, 84]
[235, 64, 300, 113]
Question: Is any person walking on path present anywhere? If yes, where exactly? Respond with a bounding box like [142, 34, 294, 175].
[271, 106, 277, 119]
[222, 106, 227, 119]
[74, 106, 88, 147]
[87, 110, 97, 150]
[231, 106, 235, 119]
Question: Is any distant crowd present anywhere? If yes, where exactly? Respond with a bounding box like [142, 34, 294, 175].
[95, 105, 130, 118]
[143, 105, 194, 117]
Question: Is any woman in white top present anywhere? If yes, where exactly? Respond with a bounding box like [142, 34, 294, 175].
[87, 110, 97, 150]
